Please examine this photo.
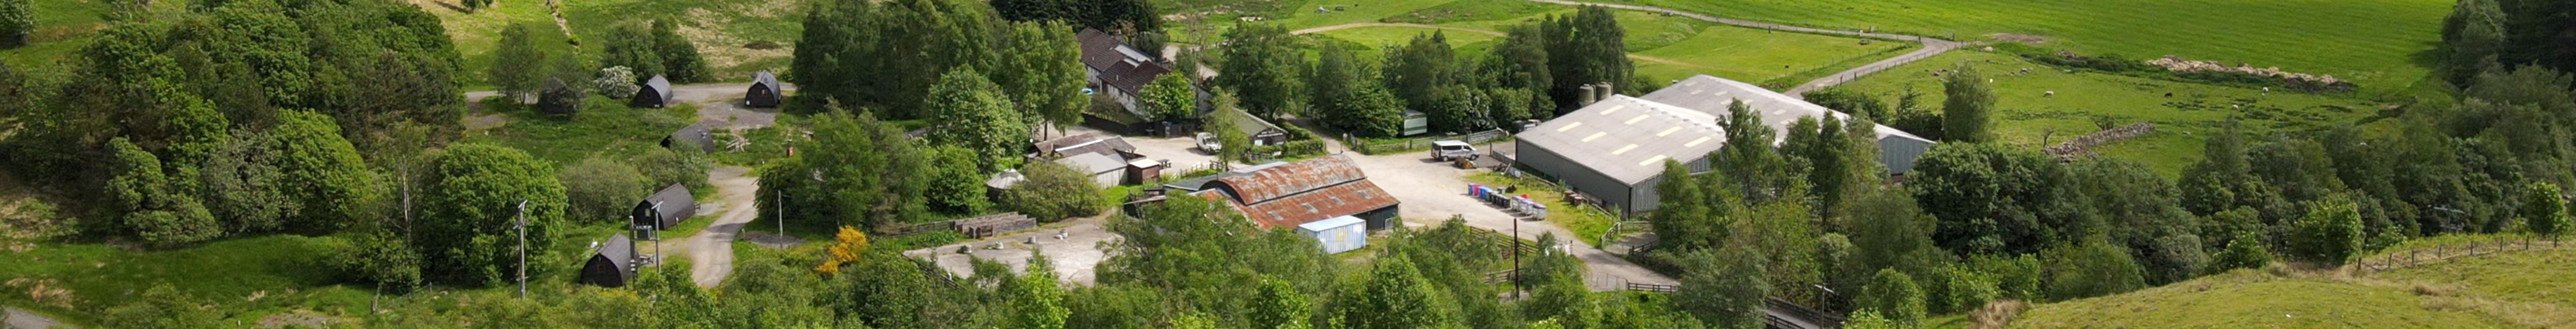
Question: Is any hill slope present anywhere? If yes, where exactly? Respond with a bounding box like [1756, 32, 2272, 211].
[2007, 243, 2576, 329]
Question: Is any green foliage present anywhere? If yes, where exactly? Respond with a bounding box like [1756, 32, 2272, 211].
[102, 284, 222, 329]
[1921, 264, 1998, 315]
[337, 231, 423, 291]
[924, 145, 992, 214]
[1309, 42, 1366, 130]
[1907, 142, 2085, 255]
[1842, 188, 1944, 294]
[417, 143, 566, 286]
[1967, 253, 2043, 301]
[1142, 72, 1197, 122]
[2042, 239, 2146, 300]
[991, 0, 1160, 33]
[1340, 254, 1461, 329]
[557, 157, 651, 224]
[1010, 257, 1070, 329]
[1649, 160, 1724, 251]
[1253, 278, 1316, 329]
[2523, 182, 2570, 236]
[0, 0, 28, 48]
[1007, 160, 1104, 221]
[1338, 83, 1407, 138]
[649, 20, 712, 83]
[1938, 64, 1994, 143]
[2206, 232, 2272, 275]
[925, 67, 1031, 169]
[1803, 87, 1892, 122]
[2289, 199, 2365, 265]
[1857, 269, 1925, 327]
[1673, 247, 1767, 329]
[799, 111, 932, 230]
[1542, 6, 1632, 113]
[1215, 23, 1304, 119]
[490, 22, 548, 99]
[2438, 0, 2507, 88]
[633, 146, 712, 192]
[1839, 310, 1899, 329]
[108, 137, 220, 247]
[789, 0, 997, 118]
[994, 20, 1088, 131]
[1385, 32, 1460, 115]
[602, 21, 666, 83]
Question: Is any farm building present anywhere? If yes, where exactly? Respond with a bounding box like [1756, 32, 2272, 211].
[1076, 28, 1173, 119]
[577, 233, 636, 287]
[538, 78, 579, 115]
[1298, 215, 1368, 254]
[1055, 152, 1130, 188]
[1192, 155, 1400, 230]
[1642, 75, 1936, 174]
[631, 75, 674, 109]
[1213, 107, 1291, 146]
[663, 122, 715, 153]
[1031, 133, 1139, 160]
[1511, 95, 1724, 216]
[1511, 75, 1935, 216]
[745, 70, 782, 108]
[630, 184, 696, 231]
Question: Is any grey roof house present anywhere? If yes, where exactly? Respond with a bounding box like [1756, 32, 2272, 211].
[1077, 29, 1172, 115]
[663, 122, 715, 153]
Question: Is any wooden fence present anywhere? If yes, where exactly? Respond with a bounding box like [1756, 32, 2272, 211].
[2357, 237, 2567, 274]
[1625, 282, 1680, 293]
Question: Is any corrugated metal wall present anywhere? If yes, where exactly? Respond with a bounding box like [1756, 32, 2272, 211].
[1513, 140, 1640, 215]
[1877, 137, 1934, 175]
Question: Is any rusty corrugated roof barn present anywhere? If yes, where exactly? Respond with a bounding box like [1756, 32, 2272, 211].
[1193, 155, 1399, 230]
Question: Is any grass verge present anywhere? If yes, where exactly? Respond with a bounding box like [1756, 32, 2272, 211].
[1465, 172, 1619, 248]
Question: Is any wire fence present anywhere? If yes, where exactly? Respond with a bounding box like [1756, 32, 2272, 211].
[2357, 236, 2568, 274]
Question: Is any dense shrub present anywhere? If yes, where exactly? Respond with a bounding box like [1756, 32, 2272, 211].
[1857, 269, 1925, 326]
[2042, 240, 2144, 300]
[1006, 161, 1103, 221]
[2206, 232, 2272, 275]
[2289, 199, 2364, 265]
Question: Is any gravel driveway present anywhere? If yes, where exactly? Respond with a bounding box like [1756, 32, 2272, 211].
[902, 216, 1119, 286]
[1338, 149, 1679, 290]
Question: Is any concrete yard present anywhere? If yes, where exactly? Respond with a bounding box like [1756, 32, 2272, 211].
[1338, 149, 1680, 291]
[901, 216, 1120, 286]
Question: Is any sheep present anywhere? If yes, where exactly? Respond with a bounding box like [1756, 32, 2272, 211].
[2044, 91, 2056, 97]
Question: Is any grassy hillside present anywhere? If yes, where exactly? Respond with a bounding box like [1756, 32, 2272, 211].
[1280, 0, 1906, 91]
[424, 0, 800, 87]
[1833, 50, 2380, 175]
[461, 96, 701, 166]
[2002, 243, 2576, 329]
[1629, 0, 2448, 94]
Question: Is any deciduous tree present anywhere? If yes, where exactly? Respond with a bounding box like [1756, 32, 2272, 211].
[1940, 64, 1994, 143]
[925, 67, 1030, 168]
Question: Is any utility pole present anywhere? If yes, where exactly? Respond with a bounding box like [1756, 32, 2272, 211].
[1512, 215, 1522, 295]
[514, 200, 528, 298]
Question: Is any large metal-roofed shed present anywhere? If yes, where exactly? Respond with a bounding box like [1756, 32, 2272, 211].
[577, 233, 636, 287]
[1511, 95, 1728, 215]
[746, 70, 783, 108]
[1643, 75, 1937, 174]
[1195, 155, 1401, 230]
[632, 75, 675, 109]
[630, 183, 696, 230]
[1055, 152, 1130, 188]
[1213, 107, 1291, 146]
[1032, 133, 1139, 160]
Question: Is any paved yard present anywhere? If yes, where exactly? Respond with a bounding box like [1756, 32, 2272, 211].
[1340, 149, 1679, 291]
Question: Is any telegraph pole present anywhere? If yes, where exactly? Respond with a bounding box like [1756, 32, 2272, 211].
[514, 200, 528, 298]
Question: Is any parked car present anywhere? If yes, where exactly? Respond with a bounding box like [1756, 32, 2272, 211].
[1432, 140, 1476, 161]
[1196, 132, 1224, 154]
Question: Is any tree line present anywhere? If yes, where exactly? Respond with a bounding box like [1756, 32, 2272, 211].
[1211, 6, 1638, 138]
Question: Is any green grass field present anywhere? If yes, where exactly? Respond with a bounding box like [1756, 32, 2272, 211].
[462, 96, 701, 166]
[1631, 26, 1911, 88]
[1629, 0, 2449, 94]
[2006, 244, 2576, 329]
[432, 0, 802, 86]
[1285, 0, 1905, 94]
[1833, 50, 2381, 176]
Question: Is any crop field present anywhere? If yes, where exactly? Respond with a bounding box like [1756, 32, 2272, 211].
[1631, 0, 2450, 94]
[1832, 51, 2381, 176]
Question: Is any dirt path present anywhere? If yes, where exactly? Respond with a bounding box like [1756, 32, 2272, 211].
[663, 165, 761, 287]
[1289, 23, 1506, 37]
[3, 308, 64, 329]
[1508, 0, 1962, 97]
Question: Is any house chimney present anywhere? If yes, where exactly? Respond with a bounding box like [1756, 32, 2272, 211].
[1596, 82, 1614, 100]
[1578, 85, 1598, 105]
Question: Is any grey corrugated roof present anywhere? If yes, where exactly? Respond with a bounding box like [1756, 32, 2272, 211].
[1514, 95, 1728, 185]
[1056, 152, 1127, 175]
[1641, 75, 1931, 144]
